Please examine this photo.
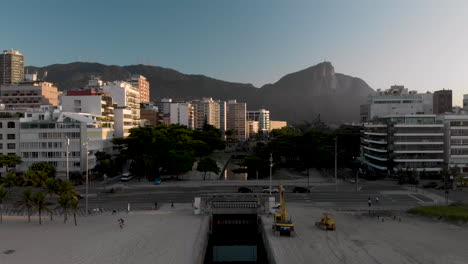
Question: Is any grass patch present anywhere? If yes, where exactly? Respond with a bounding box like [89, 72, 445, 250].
[409, 204, 468, 222]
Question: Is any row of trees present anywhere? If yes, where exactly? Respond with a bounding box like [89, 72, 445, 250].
[0, 161, 80, 225]
[113, 124, 224, 181]
[235, 124, 361, 179]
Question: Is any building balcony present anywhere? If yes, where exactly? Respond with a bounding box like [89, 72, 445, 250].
[394, 124, 443, 128]
[364, 153, 388, 161]
[364, 132, 387, 136]
[363, 160, 387, 170]
[363, 146, 387, 153]
[451, 145, 468, 149]
[394, 159, 444, 162]
[394, 141, 444, 145]
[364, 124, 387, 128]
[363, 139, 387, 144]
[394, 133, 444, 136]
[394, 150, 444, 154]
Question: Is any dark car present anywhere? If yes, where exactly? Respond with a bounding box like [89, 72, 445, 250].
[292, 186, 311, 193]
[76, 194, 84, 200]
[422, 182, 438, 189]
[238, 187, 253, 193]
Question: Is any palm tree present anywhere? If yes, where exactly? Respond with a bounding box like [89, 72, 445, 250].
[70, 199, 79, 226]
[17, 189, 34, 223]
[57, 180, 78, 200]
[57, 195, 71, 223]
[3, 171, 17, 195]
[32, 191, 51, 225]
[0, 185, 8, 224]
[44, 178, 58, 221]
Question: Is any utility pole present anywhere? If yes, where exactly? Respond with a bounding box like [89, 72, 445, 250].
[269, 153, 273, 195]
[66, 136, 70, 181]
[335, 137, 338, 192]
[83, 140, 89, 217]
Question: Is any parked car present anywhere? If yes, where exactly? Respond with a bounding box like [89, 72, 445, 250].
[262, 187, 279, 193]
[292, 186, 311, 193]
[120, 173, 133, 182]
[238, 187, 253, 193]
[76, 194, 84, 200]
[422, 182, 438, 189]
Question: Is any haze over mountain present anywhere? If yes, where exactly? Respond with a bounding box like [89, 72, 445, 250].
[26, 62, 374, 124]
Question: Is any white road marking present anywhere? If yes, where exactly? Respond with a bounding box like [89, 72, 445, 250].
[408, 194, 424, 202]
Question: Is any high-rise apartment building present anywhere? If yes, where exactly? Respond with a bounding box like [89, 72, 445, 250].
[102, 81, 140, 137]
[360, 85, 433, 122]
[247, 109, 270, 132]
[226, 100, 247, 141]
[0, 81, 59, 109]
[169, 102, 193, 128]
[128, 75, 150, 103]
[433, 90, 452, 114]
[361, 115, 445, 177]
[0, 50, 24, 84]
[19, 105, 114, 178]
[61, 90, 115, 128]
[192, 97, 220, 129]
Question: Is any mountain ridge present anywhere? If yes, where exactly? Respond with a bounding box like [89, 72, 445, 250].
[25, 61, 374, 124]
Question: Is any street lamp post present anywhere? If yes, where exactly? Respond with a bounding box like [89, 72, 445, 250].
[269, 153, 273, 195]
[66, 136, 70, 181]
[83, 140, 89, 217]
[335, 137, 338, 192]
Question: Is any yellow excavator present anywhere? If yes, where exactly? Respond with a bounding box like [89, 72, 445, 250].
[272, 184, 295, 236]
[315, 213, 336, 231]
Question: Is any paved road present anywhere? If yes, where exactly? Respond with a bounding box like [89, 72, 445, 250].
[70, 181, 436, 212]
[2, 180, 441, 217]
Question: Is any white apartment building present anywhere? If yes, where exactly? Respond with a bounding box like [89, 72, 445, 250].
[19, 106, 114, 178]
[360, 85, 433, 122]
[443, 115, 468, 175]
[361, 115, 445, 177]
[102, 81, 140, 137]
[247, 109, 270, 132]
[0, 116, 20, 176]
[60, 90, 115, 128]
[169, 102, 193, 128]
[192, 97, 221, 129]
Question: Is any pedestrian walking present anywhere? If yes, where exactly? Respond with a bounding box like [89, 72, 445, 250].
[171, 201, 174, 208]
[375, 197, 379, 204]
[118, 218, 125, 229]
[154, 202, 158, 210]
[368, 197, 372, 207]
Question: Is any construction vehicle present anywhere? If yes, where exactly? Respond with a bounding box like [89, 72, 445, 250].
[272, 184, 295, 236]
[315, 213, 336, 231]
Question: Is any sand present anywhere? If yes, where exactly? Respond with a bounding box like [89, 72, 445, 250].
[262, 204, 468, 264]
[0, 204, 208, 264]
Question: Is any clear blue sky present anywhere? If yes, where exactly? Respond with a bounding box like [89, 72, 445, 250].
[2, 0, 468, 105]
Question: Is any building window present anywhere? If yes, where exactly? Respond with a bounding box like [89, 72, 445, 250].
[7, 134, 15, 140]
[7, 143, 15, 149]
[0, 134, 2, 140]
[0, 122, 2, 128]
[0, 143, 2, 149]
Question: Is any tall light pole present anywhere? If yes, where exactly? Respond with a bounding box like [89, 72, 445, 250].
[335, 137, 338, 192]
[269, 153, 273, 195]
[66, 136, 70, 181]
[83, 140, 89, 217]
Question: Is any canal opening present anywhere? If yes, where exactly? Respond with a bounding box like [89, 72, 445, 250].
[204, 214, 268, 264]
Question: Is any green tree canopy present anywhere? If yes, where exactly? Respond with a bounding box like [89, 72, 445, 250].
[197, 157, 220, 180]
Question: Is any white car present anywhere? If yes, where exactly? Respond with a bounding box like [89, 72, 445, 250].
[263, 187, 279, 193]
[120, 173, 133, 182]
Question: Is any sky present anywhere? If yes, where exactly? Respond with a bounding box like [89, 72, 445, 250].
[2, 0, 468, 105]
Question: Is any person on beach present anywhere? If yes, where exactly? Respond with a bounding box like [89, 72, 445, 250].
[118, 218, 125, 229]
